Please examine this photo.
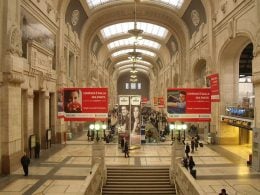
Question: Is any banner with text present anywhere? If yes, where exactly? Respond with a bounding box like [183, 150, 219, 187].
[167, 88, 211, 122]
[64, 88, 108, 121]
[206, 73, 220, 102]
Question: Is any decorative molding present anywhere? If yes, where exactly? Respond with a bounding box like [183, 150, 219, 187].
[253, 30, 260, 57]
[7, 25, 22, 57]
[4, 72, 25, 84]
[227, 19, 235, 39]
[221, 1, 227, 14]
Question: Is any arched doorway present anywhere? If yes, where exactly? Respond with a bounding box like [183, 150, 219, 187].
[219, 36, 253, 148]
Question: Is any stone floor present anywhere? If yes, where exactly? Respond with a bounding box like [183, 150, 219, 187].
[0, 133, 259, 195]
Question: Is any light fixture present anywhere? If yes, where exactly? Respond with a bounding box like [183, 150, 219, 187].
[128, 0, 143, 63]
[130, 78, 138, 82]
[128, 0, 143, 43]
[130, 74, 137, 78]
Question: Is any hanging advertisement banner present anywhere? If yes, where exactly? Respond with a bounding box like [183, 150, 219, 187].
[158, 97, 165, 108]
[118, 96, 130, 146]
[167, 88, 211, 122]
[130, 96, 141, 148]
[57, 89, 64, 118]
[206, 73, 220, 102]
[64, 88, 108, 121]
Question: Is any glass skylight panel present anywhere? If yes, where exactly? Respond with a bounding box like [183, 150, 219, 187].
[111, 49, 156, 58]
[107, 39, 161, 50]
[154, 0, 184, 8]
[86, 0, 111, 9]
[101, 22, 168, 39]
[115, 60, 151, 66]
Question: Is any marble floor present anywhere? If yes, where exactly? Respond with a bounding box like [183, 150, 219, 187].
[0, 133, 260, 195]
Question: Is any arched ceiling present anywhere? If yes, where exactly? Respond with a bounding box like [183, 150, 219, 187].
[60, 0, 208, 80]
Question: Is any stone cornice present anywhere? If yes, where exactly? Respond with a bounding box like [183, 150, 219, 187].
[4, 72, 25, 84]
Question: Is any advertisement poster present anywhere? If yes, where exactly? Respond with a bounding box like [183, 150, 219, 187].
[118, 95, 141, 149]
[130, 96, 141, 147]
[153, 97, 158, 106]
[167, 88, 211, 122]
[118, 96, 130, 146]
[57, 89, 64, 118]
[63, 88, 108, 121]
[206, 73, 220, 102]
[158, 97, 165, 108]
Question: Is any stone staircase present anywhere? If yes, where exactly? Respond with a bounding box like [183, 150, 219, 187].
[102, 167, 176, 194]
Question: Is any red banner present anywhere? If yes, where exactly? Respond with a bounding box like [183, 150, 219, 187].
[167, 88, 211, 122]
[206, 73, 220, 102]
[63, 88, 108, 121]
[158, 97, 165, 108]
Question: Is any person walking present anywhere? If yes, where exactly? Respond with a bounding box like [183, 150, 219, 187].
[124, 141, 129, 158]
[185, 143, 190, 158]
[188, 156, 195, 172]
[120, 137, 125, 153]
[194, 137, 199, 151]
[21, 152, 30, 176]
[191, 137, 195, 153]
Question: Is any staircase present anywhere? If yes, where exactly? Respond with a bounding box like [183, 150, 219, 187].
[102, 167, 176, 194]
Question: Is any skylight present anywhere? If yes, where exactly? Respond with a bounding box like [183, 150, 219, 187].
[86, 0, 184, 9]
[115, 60, 151, 66]
[154, 0, 184, 8]
[86, 0, 110, 9]
[117, 64, 150, 71]
[107, 38, 161, 50]
[111, 49, 156, 58]
[101, 22, 168, 40]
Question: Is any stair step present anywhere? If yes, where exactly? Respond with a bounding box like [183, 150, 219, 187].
[104, 184, 173, 188]
[108, 173, 168, 176]
[106, 181, 171, 185]
[102, 191, 176, 194]
[103, 187, 174, 191]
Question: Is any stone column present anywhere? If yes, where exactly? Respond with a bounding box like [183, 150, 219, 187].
[40, 91, 50, 149]
[252, 46, 260, 171]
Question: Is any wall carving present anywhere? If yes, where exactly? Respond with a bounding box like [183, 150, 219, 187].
[7, 25, 22, 57]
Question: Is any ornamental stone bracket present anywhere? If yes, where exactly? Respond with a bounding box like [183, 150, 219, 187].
[3, 72, 25, 84]
[7, 25, 22, 57]
[252, 72, 260, 85]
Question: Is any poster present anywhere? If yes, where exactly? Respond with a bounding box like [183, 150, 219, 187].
[167, 88, 211, 122]
[206, 73, 220, 102]
[63, 88, 108, 121]
[57, 89, 64, 118]
[158, 97, 165, 108]
[130, 96, 141, 147]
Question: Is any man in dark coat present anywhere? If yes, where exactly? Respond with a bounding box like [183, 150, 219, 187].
[21, 152, 30, 176]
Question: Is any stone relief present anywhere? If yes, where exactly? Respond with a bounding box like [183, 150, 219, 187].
[191, 10, 200, 27]
[7, 25, 23, 57]
[71, 10, 80, 26]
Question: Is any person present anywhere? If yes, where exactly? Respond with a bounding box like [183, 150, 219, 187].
[65, 90, 82, 113]
[182, 157, 188, 169]
[191, 137, 195, 153]
[167, 91, 186, 113]
[120, 137, 125, 152]
[131, 106, 140, 134]
[124, 141, 129, 158]
[185, 143, 190, 158]
[35, 141, 40, 158]
[219, 188, 228, 195]
[21, 152, 30, 176]
[194, 136, 199, 151]
[188, 156, 195, 172]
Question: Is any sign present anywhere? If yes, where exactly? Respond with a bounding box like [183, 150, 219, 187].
[57, 89, 64, 118]
[206, 73, 220, 102]
[153, 97, 158, 106]
[158, 97, 165, 108]
[167, 88, 211, 122]
[64, 88, 108, 121]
